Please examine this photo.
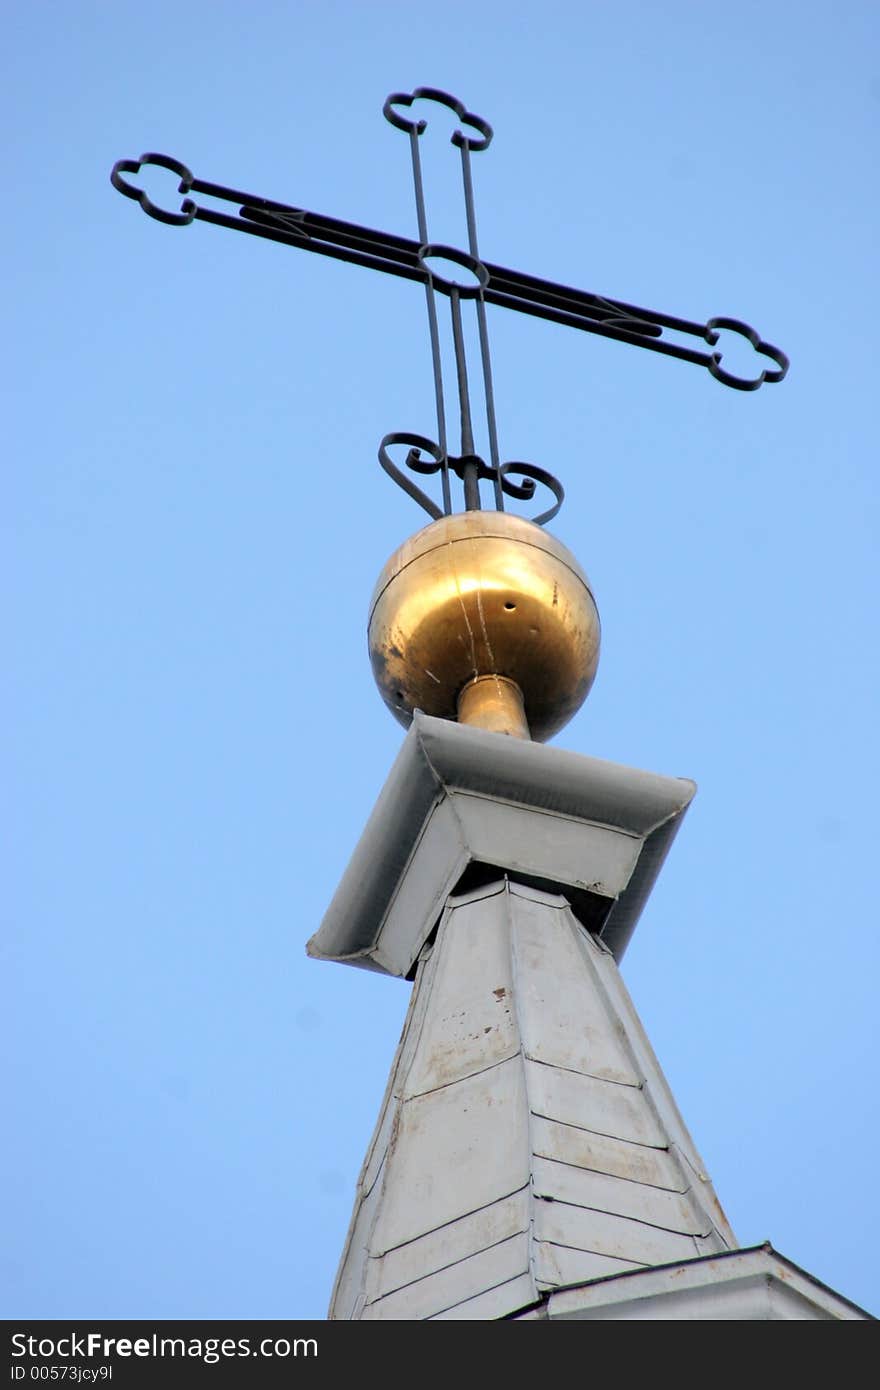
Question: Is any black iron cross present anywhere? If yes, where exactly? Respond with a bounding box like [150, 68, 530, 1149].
[111, 86, 788, 526]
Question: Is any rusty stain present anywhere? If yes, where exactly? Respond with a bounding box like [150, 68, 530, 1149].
[386, 1105, 403, 1163]
[493, 987, 507, 1000]
[552, 581, 558, 607]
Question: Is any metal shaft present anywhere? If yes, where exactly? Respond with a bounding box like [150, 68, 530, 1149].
[457, 675, 530, 739]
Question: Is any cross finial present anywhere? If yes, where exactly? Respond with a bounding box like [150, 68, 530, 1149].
[111, 87, 788, 530]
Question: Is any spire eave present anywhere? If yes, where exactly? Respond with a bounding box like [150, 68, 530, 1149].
[307, 713, 695, 978]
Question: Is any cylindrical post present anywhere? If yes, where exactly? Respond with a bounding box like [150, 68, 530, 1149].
[457, 675, 530, 739]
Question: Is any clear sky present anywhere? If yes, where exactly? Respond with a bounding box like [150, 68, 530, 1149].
[6, 1, 878, 1320]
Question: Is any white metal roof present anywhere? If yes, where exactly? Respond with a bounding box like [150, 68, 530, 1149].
[330, 879, 734, 1319]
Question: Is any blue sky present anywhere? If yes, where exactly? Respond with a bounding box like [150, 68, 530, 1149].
[6, 1, 878, 1319]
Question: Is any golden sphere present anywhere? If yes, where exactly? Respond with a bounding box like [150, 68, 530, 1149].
[368, 511, 600, 742]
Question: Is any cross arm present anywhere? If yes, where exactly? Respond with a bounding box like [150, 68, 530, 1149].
[110, 153, 788, 392]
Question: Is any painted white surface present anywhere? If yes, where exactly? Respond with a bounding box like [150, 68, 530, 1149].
[536, 1246, 872, 1321]
[330, 878, 733, 1318]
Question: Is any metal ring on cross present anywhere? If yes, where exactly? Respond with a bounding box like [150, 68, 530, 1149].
[416, 244, 489, 298]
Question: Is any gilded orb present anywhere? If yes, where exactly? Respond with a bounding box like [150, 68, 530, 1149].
[368, 510, 600, 742]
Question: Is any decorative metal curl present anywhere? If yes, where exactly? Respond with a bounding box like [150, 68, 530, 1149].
[704, 317, 789, 392]
[378, 432, 446, 520]
[379, 432, 563, 526]
[498, 462, 564, 526]
[111, 153, 196, 226]
[383, 87, 493, 151]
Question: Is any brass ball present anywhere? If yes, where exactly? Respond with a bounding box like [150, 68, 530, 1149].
[367, 511, 600, 742]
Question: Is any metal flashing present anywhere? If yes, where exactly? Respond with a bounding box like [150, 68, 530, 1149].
[524, 1244, 875, 1321]
[307, 713, 695, 976]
